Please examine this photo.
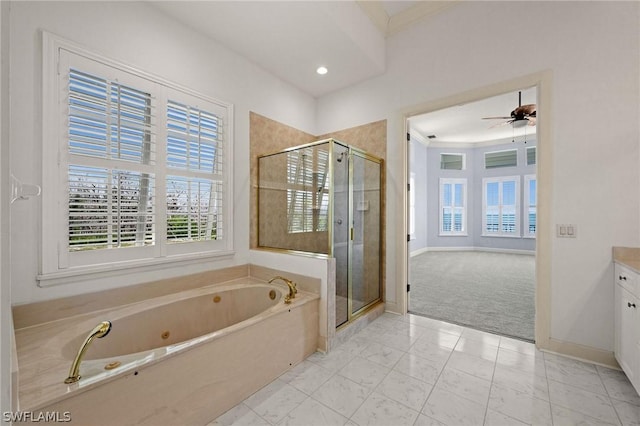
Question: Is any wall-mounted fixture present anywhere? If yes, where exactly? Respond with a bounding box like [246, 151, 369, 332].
[11, 174, 41, 203]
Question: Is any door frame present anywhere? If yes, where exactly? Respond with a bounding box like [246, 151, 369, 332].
[393, 71, 553, 348]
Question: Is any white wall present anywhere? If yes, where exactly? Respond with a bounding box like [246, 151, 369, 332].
[0, 0, 12, 419]
[317, 2, 640, 352]
[9, 1, 317, 304]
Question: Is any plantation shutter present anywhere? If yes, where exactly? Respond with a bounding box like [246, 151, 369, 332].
[66, 68, 156, 251]
[166, 100, 225, 243]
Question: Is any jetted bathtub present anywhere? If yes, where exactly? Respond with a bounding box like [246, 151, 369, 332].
[15, 278, 320, 425]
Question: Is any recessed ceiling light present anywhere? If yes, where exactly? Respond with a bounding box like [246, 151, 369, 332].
[316, 66, 328, 75]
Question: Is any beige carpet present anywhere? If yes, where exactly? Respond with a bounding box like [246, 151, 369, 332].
[409, 251, 535, 341]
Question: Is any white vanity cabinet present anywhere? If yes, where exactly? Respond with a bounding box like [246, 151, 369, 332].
[614, 263, 640, 392]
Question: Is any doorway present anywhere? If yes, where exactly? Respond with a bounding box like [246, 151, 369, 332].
[407, 87, 537, 341]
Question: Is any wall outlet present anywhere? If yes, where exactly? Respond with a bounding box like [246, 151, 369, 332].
[557, 224, 577, 238]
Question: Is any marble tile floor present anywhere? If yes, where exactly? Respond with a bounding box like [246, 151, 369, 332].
[210, 313, 640, 426]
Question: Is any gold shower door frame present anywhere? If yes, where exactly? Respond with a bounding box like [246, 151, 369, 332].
[256, 139, 383, 329]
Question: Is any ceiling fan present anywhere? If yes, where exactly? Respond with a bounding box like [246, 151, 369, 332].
[482, 91, 536, 127]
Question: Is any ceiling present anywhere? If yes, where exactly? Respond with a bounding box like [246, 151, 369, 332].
[151, 1, 535, 144]
[150, 1, 457, 98]
[410, 87, 538, 145]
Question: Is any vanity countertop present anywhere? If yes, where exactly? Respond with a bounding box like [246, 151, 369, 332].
[613, 247, 640, 274]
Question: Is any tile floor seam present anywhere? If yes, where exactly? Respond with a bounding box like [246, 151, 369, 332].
[416, 335, 460, 418]
[595, 367, 626, 426]
[481, 343, 500, 426]
[547, 377, 621, 426]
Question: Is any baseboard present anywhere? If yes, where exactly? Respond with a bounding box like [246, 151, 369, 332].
[539, 338, 619, 369]
[384, 301, 401, 315]
[412, 246, 535, 256]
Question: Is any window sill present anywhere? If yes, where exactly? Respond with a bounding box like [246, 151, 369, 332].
[37, 250, 235, 288]
[438, 233, 469, 237]
[481, 234, 522, 238]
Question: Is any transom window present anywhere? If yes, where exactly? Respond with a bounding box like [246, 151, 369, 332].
[440, 153, 465, 170]
[485, 149, 517, 169]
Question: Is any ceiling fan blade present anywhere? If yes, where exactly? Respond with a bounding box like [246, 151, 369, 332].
[527, 117, 537, 126]
[489, 120, 512, 129]
[482, 116, 512, 120]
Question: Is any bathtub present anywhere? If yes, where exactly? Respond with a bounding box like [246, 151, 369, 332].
[14, 278, 320, 425]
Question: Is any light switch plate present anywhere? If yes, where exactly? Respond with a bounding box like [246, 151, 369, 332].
[557, 224, 577, 238]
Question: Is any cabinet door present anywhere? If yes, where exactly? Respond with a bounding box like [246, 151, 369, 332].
[615, 284, 638, 382]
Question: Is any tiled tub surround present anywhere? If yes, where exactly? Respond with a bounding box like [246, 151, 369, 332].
[14, 276, 320, 425]
[213, 313, 640, 426]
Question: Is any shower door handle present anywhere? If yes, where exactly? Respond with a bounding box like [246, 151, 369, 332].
[350, 228, 354, 241]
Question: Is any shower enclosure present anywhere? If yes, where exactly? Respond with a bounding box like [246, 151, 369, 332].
[258, 139, 382, 328]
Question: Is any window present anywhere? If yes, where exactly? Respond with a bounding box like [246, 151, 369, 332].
[286, 147, 329, 233]
[439, 178, 467, 235]
[41, 34, 233, 282]
[526, 146, 536, 166]
[440, 153, 465, 170]
[482, 176, 520, 237]
[485, 149, 517, 169]
[524, 175, 537, 237]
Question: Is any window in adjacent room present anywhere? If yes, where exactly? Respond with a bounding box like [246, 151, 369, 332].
[526, 146, 537, 166]
[485, 149, 517, 169]
[524, 174, 537, 237]
[439, 178, 467, 236]
[482, 176, 520, 237]
[440, 153, 465, 170]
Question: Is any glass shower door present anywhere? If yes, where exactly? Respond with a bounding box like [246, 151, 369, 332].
[350, 152, 381, 316]
[333, 143, 350, 327]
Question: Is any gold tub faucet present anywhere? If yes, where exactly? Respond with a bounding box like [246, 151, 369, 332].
[268, 276, 297, 304]
[64, 321, 112, 384]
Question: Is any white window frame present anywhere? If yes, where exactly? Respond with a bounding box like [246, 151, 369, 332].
[524, 174, 537, 238]
[439, 178, 467, 236]
[482, 176, 520, 237]
[40, 32, 234, 286]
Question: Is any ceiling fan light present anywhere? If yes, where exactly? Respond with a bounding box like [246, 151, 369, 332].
[512, 119, 528, 128]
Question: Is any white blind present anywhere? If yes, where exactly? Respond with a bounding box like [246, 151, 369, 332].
[166, 100, 224, 243]
[167, 100, 223, 174]
[67, 68, 156, 252]
[68, 166, 155, 250]
[166, 177, 222, 242]
[68, 69, 155, 164]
